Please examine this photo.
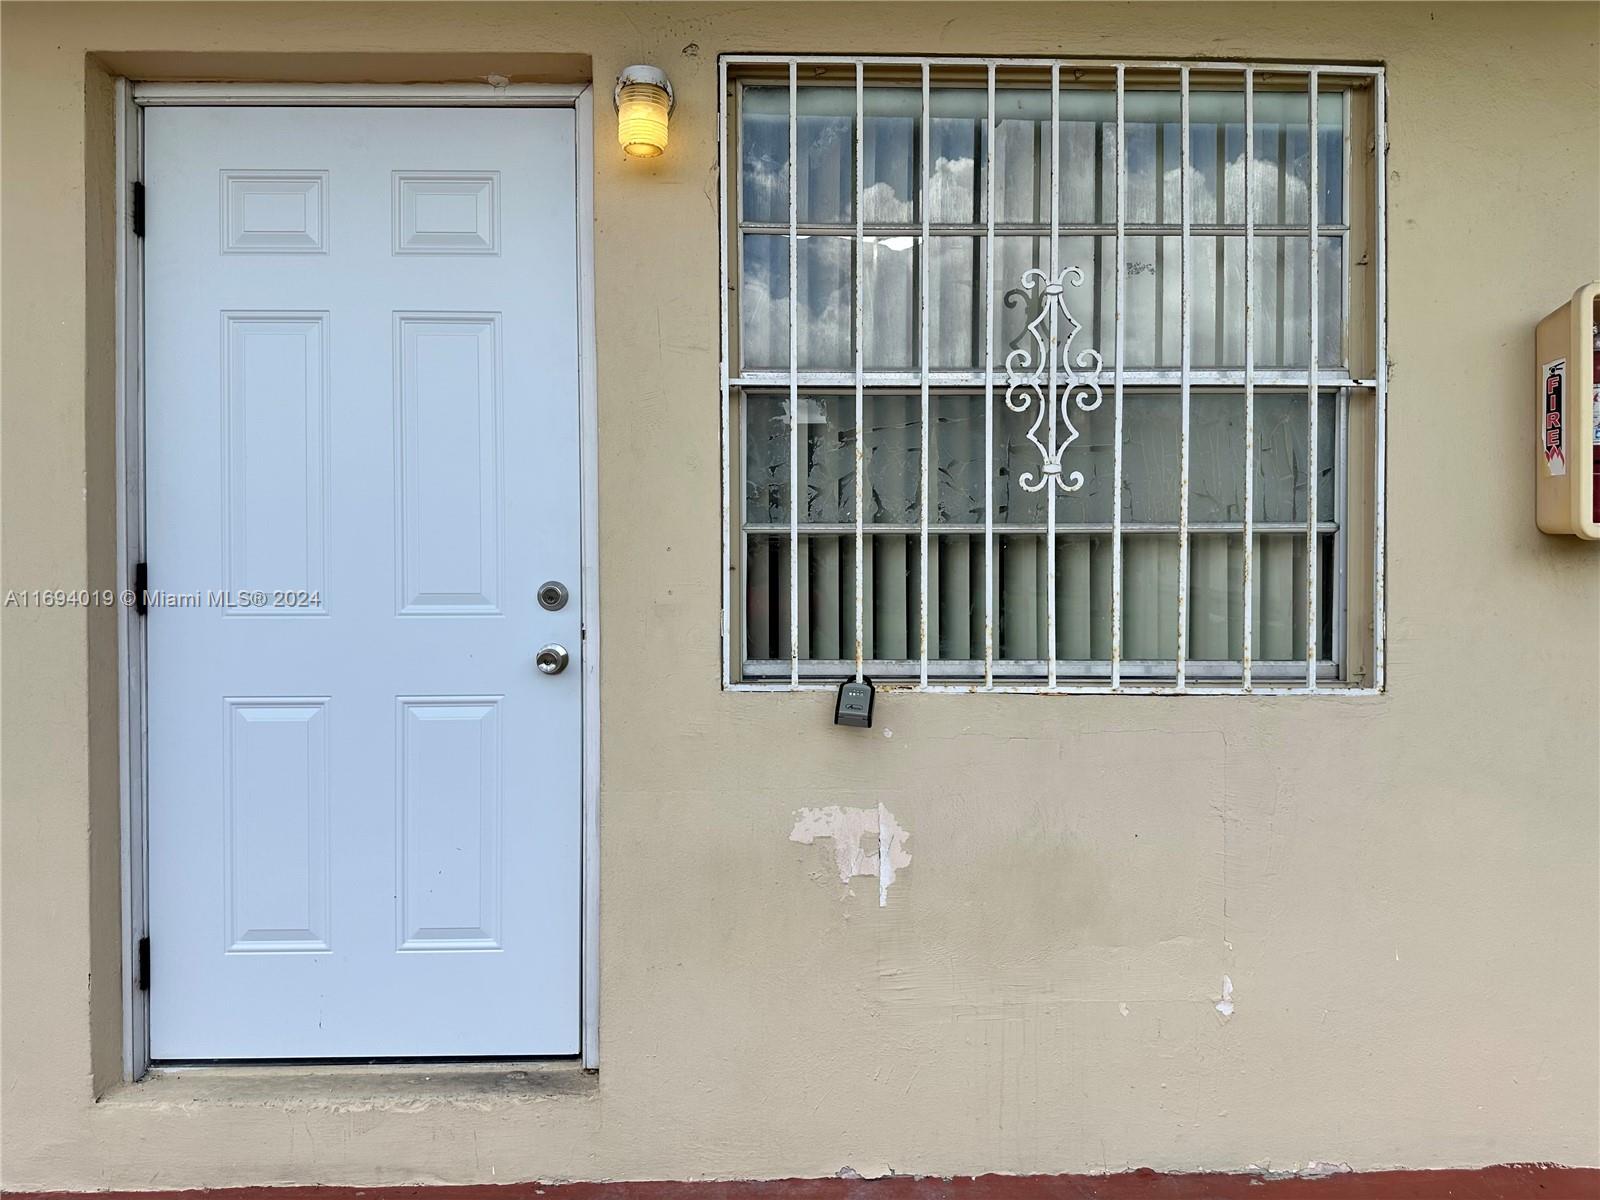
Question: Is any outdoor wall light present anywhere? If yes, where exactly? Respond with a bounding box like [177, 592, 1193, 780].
[615, 65, 674, 158]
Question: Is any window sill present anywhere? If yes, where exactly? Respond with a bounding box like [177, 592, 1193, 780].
[98, 1060, 596, 1112]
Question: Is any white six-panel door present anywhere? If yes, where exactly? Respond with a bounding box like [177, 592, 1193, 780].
[144, 106, 581, 1058]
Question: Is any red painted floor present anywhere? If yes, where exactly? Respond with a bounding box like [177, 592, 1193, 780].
[11, 1165, 1598, 1200]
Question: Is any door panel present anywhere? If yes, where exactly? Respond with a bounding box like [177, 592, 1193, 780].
[144, 106, 581, 1059]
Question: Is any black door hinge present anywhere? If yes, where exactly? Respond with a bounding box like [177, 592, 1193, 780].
[131, 181, 145, 238]
[133, 561, 148, 616]
[137, 935, 151, 992]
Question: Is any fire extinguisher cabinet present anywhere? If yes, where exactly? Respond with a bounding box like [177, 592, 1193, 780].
[1535, 281, 1600, 539]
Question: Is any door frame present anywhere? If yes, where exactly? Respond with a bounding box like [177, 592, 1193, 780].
[115, 79, 602, 1077]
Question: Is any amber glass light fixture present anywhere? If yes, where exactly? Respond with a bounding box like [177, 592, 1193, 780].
[615, 65, 674, 158]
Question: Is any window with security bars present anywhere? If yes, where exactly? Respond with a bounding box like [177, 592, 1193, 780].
[719, 57, 1387, 694]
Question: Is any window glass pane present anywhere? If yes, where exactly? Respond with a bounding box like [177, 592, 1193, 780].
[1121, 103, 1162, 225]
[1253, 391, 1337, 522]
[1184, 534, 1336, 667]
[1250, 534, 1307, 662]
[744, 392, 862, 665]
[1250, 236, 1344, 368]
[740, 86, 894, 227]
[995, 234, 1049, 365]
[744, 392, 861, 526]
[1118, 233, 1163, 366]
[1059, 90, 1116, 225]
[929, 89, 987, 224]
[1189, 393, 1247, 523]
[863, 235, 916, 368]
[869, 533, 916, 658]
[1121, 394, 1181, 523]
[992, 235, 1113, 371]
[943, 235, 1115, 373]
[1135, 88, 1337, 228]
[1057, 398, 1117, 526]
[740, 87, 790, 225]
[857, 390, 921, 662]
[744, 533, 784, 660]
[798, 235, 852, 369]
[1191, 236, 1245, 368]
[1187, 533, 1243, 662]
[1238, 531, 1340, 666]
[743, 392, 790, 524]
[801, 395, 857, 524]
[864, 88, 918, 224]
[1036, 390, 1336, 531]
[1249, 236, 1304, 367]
[1251, 93, 1307, 225]
[933, 532, 986, 660]
[1056, 534, 1114, 663]
[998, 533, 1045, 660]
[997, 373, 1116, 527]
[1121, 533, 1179, 660]
[1124, 90, 1207, 225]
[1109, 90, 1345, 230]
[1059, 234, 1113, 361]
[1318, 235, 1344, 368]
[1184, 93, 1233, 226]
[998, 409, 1105, 525]
[932, 394, 984, 525]
[796, 87, 855, 225]
[929, 236, 978, 368]
[1106, 234, 1341, 369]
[1137, 390, 1340, 526]
[740, 233, 788, 370]
[995, 397, 1045, 527]
[1250, 92, 1344, 226]
[804, 533, 850, 660]
[741, 391, 1341, 672]
[864, 394, 920, 523]
[994, 89, 1051, 223]
[1182, 387, 1335, 666]
[746, 87, 1347, 371]
[995, 533, 1116, 669]
[1318, 106, 1344, 227]
[743, 387, 793, 664]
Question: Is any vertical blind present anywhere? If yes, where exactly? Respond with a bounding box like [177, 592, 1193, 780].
[721, 58, 1386, 691]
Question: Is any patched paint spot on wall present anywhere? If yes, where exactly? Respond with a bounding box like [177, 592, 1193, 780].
[790, 803, 911, 906]
[1216, 974, 1235, 1018]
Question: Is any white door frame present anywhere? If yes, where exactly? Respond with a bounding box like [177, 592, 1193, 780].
[115, 79, 602, 1077]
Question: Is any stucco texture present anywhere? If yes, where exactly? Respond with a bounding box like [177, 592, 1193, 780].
[2, 0, 1597, 1189]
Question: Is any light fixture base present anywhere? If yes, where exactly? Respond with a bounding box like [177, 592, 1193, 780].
[614, 65, 675, 114]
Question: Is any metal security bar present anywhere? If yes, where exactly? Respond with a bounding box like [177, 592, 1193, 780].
[1177, 66, 1192, 687]
[787, 61, 800, 688]
[720, 55, 1387, 695]
[854, 63, 866, 680]
[1305, 68, 1320, 690]
[1242, 66, 1254, 688]
[1111, 64, 1126, 689]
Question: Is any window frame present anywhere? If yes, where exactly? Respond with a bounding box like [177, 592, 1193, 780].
[718, 55, 1387, 695]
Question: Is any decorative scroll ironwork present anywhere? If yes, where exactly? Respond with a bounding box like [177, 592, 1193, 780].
[1003, 266, 1105, 493]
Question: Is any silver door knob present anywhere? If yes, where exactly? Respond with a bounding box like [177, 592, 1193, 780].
[536, 644, 570, 675]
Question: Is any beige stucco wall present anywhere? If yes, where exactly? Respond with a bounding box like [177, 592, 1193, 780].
[2, 1, 1597, 1189]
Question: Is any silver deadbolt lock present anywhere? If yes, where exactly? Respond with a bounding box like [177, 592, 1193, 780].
[537, 581, 569, 611]
[536, 644, 570, 675]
